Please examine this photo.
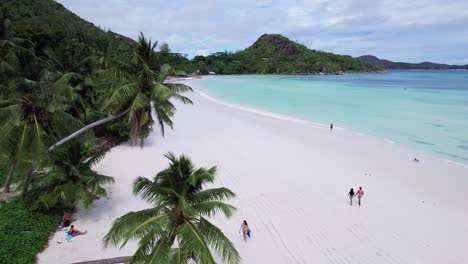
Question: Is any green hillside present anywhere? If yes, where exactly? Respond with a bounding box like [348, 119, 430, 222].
[192, 34, 379, 74]
[0, 0, 192, 74]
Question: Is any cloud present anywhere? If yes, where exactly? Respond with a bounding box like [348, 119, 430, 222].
[196, 49, 210, 56]
[56, 0, 468, 64]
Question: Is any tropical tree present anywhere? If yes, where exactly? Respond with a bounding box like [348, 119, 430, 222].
[0, 50, 85, 193]
[48, 33, 192, 151]
[103, 153, 240, 264]
[29, 141, 114, 209]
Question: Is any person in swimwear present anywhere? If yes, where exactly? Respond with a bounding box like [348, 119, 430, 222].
[356, 187, 364, 206]
[239, 220, 250, 241]
[68, 225, 87, 237]
[348, 188, 355, 206]
[61, 212, 73, 227]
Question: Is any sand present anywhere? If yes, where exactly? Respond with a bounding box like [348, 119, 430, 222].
[38, 79, 468, 264]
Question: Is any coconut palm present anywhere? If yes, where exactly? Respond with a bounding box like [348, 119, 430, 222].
[30, 141, 114, 209]
[48, 33, 192, 151]
[103, 153, 240, 264]
[0, 59, 85, 193]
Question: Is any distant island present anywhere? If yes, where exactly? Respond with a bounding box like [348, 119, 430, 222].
[358, 55, 468, 70]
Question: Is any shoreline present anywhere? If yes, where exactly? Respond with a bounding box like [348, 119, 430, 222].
[38, 78, 468, 263]
[188, 77, 468, 170]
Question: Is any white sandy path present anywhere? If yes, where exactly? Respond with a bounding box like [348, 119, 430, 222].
[38, 84, 468, 264]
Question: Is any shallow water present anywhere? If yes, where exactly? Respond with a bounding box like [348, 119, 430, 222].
[192, 70, 468, 165]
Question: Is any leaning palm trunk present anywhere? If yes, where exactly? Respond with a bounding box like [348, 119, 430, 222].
[48, 108, 130, 152]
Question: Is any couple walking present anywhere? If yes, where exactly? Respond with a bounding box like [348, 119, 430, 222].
[348, 187, 364, 206]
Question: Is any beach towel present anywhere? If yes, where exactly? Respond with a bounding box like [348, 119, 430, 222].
[66, 233, 75, 242]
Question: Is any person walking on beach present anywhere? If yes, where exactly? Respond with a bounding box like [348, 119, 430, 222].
[356, 187, 364, 206]
[239, 220, 251, 241]
[348, 188, 355, 206]
[330, 123, 334, 131]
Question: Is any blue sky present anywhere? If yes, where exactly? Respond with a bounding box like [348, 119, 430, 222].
[57, 0, 468, 64]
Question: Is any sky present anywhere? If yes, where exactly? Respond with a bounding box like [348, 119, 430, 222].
[56, 0, 468, 64]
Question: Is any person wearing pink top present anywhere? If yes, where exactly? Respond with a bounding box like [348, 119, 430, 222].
[356, 187, 364, 206]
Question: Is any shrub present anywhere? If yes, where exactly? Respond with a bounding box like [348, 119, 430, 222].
[0, 198, 61, 264]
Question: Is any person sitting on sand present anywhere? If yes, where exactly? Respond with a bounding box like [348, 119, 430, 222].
[348, 188, 355, 206]
[356, 187, 364, 206]
[61, 212, 73, 227]
[239, 220, 251, 241]
[413, 158, 419, 162]
[68, 225, 87, 237]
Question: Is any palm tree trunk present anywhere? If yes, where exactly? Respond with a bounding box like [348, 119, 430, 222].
[130, 114, 139, 146]
[3, 162, 17, 194]
[48, 108, 130, 152]
[22, 167, 34, 194]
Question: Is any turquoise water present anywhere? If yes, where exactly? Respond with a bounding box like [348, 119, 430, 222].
[192, 71, 468, 165]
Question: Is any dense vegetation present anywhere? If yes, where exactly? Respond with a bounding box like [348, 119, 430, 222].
[0, 0, 238, 263]
[358, 55, 468, 70]
[192, 34, 379, 74]
[0, 198, 61, 264]
[1, 0, 378, 77]
[0, 0, 193, 75]
[0, 0, 192, 197]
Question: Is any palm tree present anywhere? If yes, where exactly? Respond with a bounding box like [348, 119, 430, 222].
[30, 141, 114, 209]
[48, 33, 192, 151]
[103, 153, 240, 264]
[0, 55, 85, 193]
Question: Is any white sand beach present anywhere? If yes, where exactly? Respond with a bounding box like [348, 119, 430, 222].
[38, 80, 468, 264]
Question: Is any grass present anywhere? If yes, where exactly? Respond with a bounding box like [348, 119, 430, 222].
[0, 198, 61, 264]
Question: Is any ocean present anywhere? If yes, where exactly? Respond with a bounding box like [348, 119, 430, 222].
[191, 70, 468, 166]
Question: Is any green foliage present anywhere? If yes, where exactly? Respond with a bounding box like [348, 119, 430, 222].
[0, 198, 61, 264]
[29, 142, 114, 210]
[103, 153, 240, 264]
[191, 34, 378, 74]
[104, 34, 193, 145]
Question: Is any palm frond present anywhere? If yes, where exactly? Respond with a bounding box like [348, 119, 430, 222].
[191, 201, 236, 218]
[191, 187, 236, 203]
[158, 64, 173, 83]
[198, 217, 241, 264]
[102, 207, 167, 248]
[145, 237, 172, 264]
[178, 220, 216, 264]
[107, 82, 138, 113]
[163, 83, 193, 94]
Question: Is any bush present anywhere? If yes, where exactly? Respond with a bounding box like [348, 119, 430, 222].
[0, 198, 61, 264]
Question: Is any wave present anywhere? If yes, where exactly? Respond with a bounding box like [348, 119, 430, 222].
[413, 140, 435, 146]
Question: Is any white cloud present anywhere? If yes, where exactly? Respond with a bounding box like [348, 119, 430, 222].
[56, 0, 468, 64]
[196, 49, 210, 57]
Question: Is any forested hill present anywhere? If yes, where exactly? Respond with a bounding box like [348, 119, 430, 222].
[358, 55, 468, 70]
[0, 0, 192, 74]
[191, 34, 380, 74]
[2, 0, 377, 75]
